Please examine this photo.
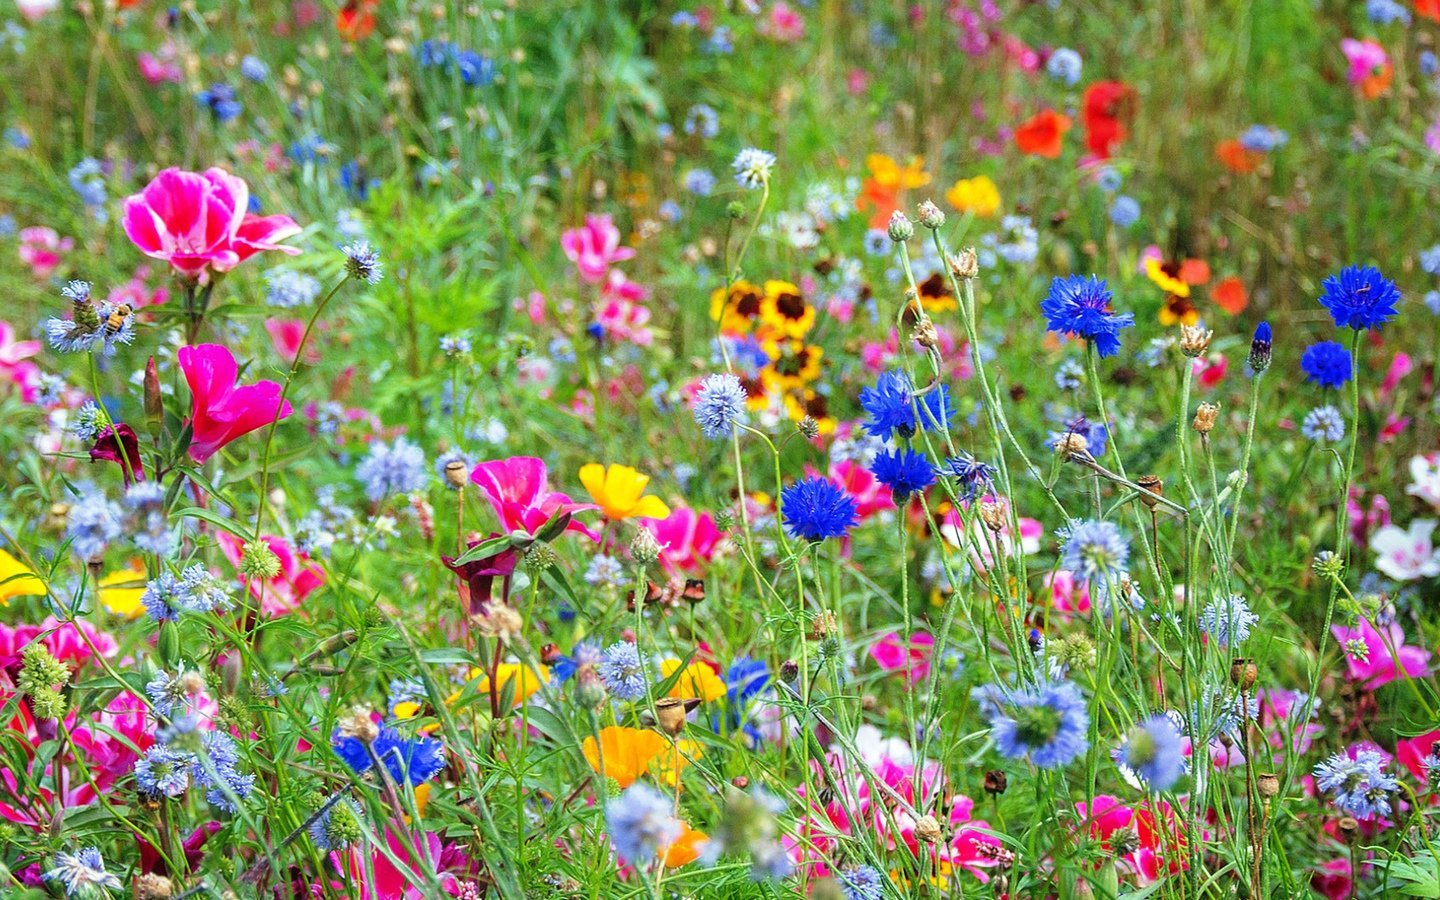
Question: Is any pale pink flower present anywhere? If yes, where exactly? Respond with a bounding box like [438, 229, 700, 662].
[15, 0, 59, 22]
[0, 321, 42, 403]
[1368, 519, 1440, 581]
[178, 343, 293, 463]
[1348, 489, 1391, 548]
[17, 226, 72, 279]
[1407, 453, 1440, 511]
[764, 2, 805, 41]
[264, 318, 319, 364]
[559, 214, 633, 283]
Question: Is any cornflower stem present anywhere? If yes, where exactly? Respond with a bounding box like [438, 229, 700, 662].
[1336, 329, 1363, 560]
[1225, 370, 1266, 562]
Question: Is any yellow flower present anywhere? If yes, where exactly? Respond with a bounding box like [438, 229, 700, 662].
[708, 280, 764, 335]
[783, 389, 837, 435]
[98, 564, 147, 618]
[1158, 293, 1200, 327]
[582, 726, 669, 788]
[474, 662, 550, 708]
[579, 464, 670, 521]
[1144, 259, 1191, 298]
[866, 153, 931, 189]
[759, 339, 824, 392]
[757, 280, 815, 339]
[0, 548, 45, 605]
[407, 783, 431, 824]
[945, 176, 1001, 217]
[659, 659, 727, 703]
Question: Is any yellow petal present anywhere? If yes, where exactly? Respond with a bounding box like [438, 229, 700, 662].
[578, 463, 607, 503]
[0, 549, 46, 605]
[631, 495, 671, 521]
[99, 565, 147, 618]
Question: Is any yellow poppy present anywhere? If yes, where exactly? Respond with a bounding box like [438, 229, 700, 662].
[474, 662, 550, 708]
[582, 726, 670, 788]
[945, 175, 1001, 217]
[659, 659, 727, 703]
[865, 153, 931, 190]
[579, 464, 670, 521]
[708, 280, 764, 335]
[98, 564, 147, 618]
[0, 549, 45, 605]
[1144, 259, 1191, 298]
[757, 280, 815, 339]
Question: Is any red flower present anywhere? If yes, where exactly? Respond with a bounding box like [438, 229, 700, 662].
[336, 0, 378, 41]
[1082, 82, 1134, 159]
[178, 343, 292, 464]
[1014, 109, 1071, 158]
[90, 425, 145, 485]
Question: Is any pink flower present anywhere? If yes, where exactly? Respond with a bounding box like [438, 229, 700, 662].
[824, 459, 895, 520]
[1340, 38, 1388, 86]
[1192, 352, 1227, 388]
[764, 2, 805, 41]
[1379, 413, 1410, 443]
[1397, 729, 1440, 781]
[107, 267, 169, 308]
[17, 226, 73, 279]
[1046, 570, 1092, 621]
[869, 631, 933, 685]
[468, 457, 598, 540]
[178, 343, 293, 463]
[1368, 519, 1440, 581]
[1381, 352, 1413, 396]
[121, 167, 301, 279]
[1074, 795, 1186, 884]
[335, 829, 462, 899]
[0, 321, 42, 403]
[1312, 858, 1353, 900]
[218, 532, 325, 616]
[559, 214, 634, 283]
[595, 274, 653, 346]
[1347, 489, 1390, 548]
[137, 51, 183, 84]
[643, 506, 723, 574]
[846, 68, 869, 96]
[264, 318, 319, 364]
[1332, 616, 1432, 688]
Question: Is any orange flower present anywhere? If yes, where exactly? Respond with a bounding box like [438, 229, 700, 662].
[1361, 65, 1393, 100]
[336, 0, 378, 41]
[662, 823, 709, 867]
[1212, 276, 1248, 315]
[1216, 139, 1262, 174]
[659, 659, 727, 702]
[1179, 259, 1210, 286]
[856, 154, 930, 228]
[582, 727, 669, 788]
[1014, 110, 1071, 159]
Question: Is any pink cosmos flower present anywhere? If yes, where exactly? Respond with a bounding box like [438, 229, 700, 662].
[0, 321, 42, 403]
[468, 456, 598, 540]
[1368, 519, 1440, 581]
[218, 532, 325, 616]
[178, 343, 292, 463]
[819, 459, 895, 520]
[1332, 616, 1432, 688]
[764, 2, 805, 42]
[1340, 38, 1388, 86]
[1408, 454, 1440, 511]
[137, 51, 183, 84]
[121, 167, 301, 279]
[642, 506, 723, 574]
[17, 226, 72, 279]
[1347, 488, 1390, 548]
[560, 214, 634, 283]
[1192, 353, 1227, 388]
[107, 267, 170, 308]
[869, 631, 934, 684]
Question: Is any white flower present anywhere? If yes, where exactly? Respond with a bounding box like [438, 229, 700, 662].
[1369, 519, 1440, 581]
[1407, 454, 1440, 511]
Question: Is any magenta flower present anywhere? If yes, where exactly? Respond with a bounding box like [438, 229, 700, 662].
[642, 506, 723, 574]
[1332, 616, 1432, 688]
[1340, 38, 1388, 86]
[868, 631, 934, 685]
[90, 425, 145, 486]
[559, 214, 634, 283]
[218, 532, 325, 616]
[121, 167, 301, 279]
[468, 456, 598, 540]
[178, 343, 292, 463]
[0, 321, 42, 402]
[17, 226, 72, 280]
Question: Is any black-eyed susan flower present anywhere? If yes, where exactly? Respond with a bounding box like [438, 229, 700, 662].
[709, 279, 764, 335]
[757, 280, 815, 339]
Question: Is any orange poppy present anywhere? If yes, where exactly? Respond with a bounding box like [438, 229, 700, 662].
[1216, 139, 1262, 174]
[336, 0, 378, 41]
[1082, 82, 1134, 159]
[855, 154, 930, 228]
[1360, 65, 1393, 100]
[662, 823, 709, 867]
[1014, 110, 1071, 159]
[1419, 0, 1440, 21]
[1179, 259, 1210, 286]
[1212, 276, 1248, 315]
[582, 727, 669, 788]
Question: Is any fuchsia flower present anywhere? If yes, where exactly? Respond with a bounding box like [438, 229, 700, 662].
[334, 828, 475, 899]
[468, 457, 598, 540]
[17, 226, 72, 279]
[264, 319, 320, 364]
[1347, 488, 1391, 548]
[1045, 570, 1092, 621]
[642, 506, 723, 574]
[218, 532, 325, 616]
[1340, 38, 1388, 87]
[560, 214, 634, 283]
[826, 459, 895, 520]
[121, 167, 301, 279]
[1192, 352, 1227, 388]
[869, 631, 934, 684]
[595, 271, 654, 346]
[137, 51, 183, 84]
[0, 321, 42, 403]
[1074, 795, 1187, 885]
[1332, 616, 1432, 688]
[178, 343, 292, 463]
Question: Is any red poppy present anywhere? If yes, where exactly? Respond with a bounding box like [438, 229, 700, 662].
[1215, 139, 1262, 174]
[1014, 109, 1071, 159]
[336, 0, 378, 41]
[1082, 81, 1134, 159]
[1418, 0, 1440, 22]
[1212, 276, 1248, 315]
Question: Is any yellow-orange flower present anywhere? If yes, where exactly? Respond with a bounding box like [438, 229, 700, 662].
[662, 823, 709, 867]
[757, 280, 815, 339]
[474, 662, 550, 708]
[579, 464, 670, 521]
[759, 339, 824, 392]
[1144, 259, 1190, 298]
[582, 727, 698, 788]
[708, 280, 764, 335]
[856, 153, 931, 227]
[1159, 293, 1200, 327]
[783, 390, 836, 435]
[0, 549, 45, 605]
[98, 564, 147, 618]
[945, 175, 1001, 218]
[659, 659, 726, 702]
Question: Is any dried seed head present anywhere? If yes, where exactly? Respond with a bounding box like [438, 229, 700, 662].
[1179, 323, 1213, 357]
[654, 697, 693, 736]
[978, 500, 1006, 532]
[472, 604, 524, 641]
[1055, 431, 1091, 461]
[338, 709, 379, 744]
[1229, 657, 1258, 689]
[444, 459, 468, 489]
[629, 528, 663, 565]
[1256, 772, 1280, 799]
[797, 416, 820, 440]
[947, 248, 979, 279]
[913, 814, 944, 844]
[133, 873, 176, 900]
[1136, 474, 1163, 509]
[912, 316, 939, 349]
[1192, 402, 1219, 435]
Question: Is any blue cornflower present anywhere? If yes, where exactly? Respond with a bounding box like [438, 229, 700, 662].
[1248, 321, 1273, 373]
[606, 783, 680, 863]
[705, 26, 733, 54]
[125, 481, 176, 554]
[946, 451, 996, 501]
[1109, 195, 1140, 228]
[1115, 713, 1185, 791]
[196, 83, 242, 121]
[342, 240, 383, 284]
[732, 148, 776, 189]
[693, 373, 749, 439]
[725, 658, 769, 704]
[658, 200, 682, 222]
[549, 642, 601, 684]
[1198, 594, 1258, 647]
[43, 848, 122, 896]
[1423, 50, 1440, 76]
[67, 486, 123, 560]
[135, 745, 193, 797]
[1041, 275, 1135, 358]
[264, 268, 322, 308]
[859, 370, 953, 440]
[1301, 340, 1352, 388]
[440, 334, 472, 356]
[599, 641, 648, 701]
[1302, 405, 1345, 443]
[356, 436, 427, 501]
[1422, 245, 1440, 276]
[333, 725, 446, 786]
[780, 476, 859, 542]
[1046, 47, 1083, 85]
[973, 677, 1089, 769]
[1318, 266, 1401, 331]
[452, 48, 494, 85]
[838, 865, 885, 900]
[869, 447, 937, 501]
[682, 168, 716, 196]
[240, 55, 269, 82]
[1059, 520, 1129, 588]
[1239, 125, 1288, 153]
[1314, 750, 1399, 819]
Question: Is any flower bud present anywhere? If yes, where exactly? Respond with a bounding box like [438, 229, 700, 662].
[144, 356, 165, 438]
[629, 528, 663, 565]
[887, 211, 914, 243]
[1248, 321, 1272, 373]
[916, 200, 945, 229]
[239, 540, 282, 580]
[913, 814, 943, 843]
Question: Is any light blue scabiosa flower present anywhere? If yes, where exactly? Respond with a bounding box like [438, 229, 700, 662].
[1420, 245, 1440, 276]
[356, 436, 427, 502]
[599, 641, 647, 701]
[1198, 593, 1258, 648]
[1109, 195, 1140, 228]
[973, 677, 1090, 769]
[342, 240, 383, 284]
[682, 168, 716, 196]
[265, 268, 322, 308]
[194, 731, 256, 812]
[1059, 520, 1129, 591]
[1367, 0, 1411, 24]
[863, 228, 890, 256]
[693, 373, 748, 439]
[141, 571, 183, 623]
[1096, 167, 1123, 192]
[838, 865, 886, 900]
[70, 401, 103, 442]
[1046, 47, 1083, 85]
[1041, 275, 1135, 358]
[732, 148, 776, 189]
[135, 744, 194, 797]
[1314, 749, 1399, 819]
[67, 485, 123, 560]
[240, 54, 270, 82]
[1239, 125, 1288, 153]
[125, 481, 176, 554]
[584, 554, 626, 590]
[43, 848, 122, 896]
[1115, 713, 1186, 791]
[607, 782, 681, 864]
[1054, 358, 1084, 391]
[1302, 405, 1345, 443]
[176, 564, 232, 613]
[682, 103, 720, 139]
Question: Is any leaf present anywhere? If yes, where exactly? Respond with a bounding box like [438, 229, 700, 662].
[172, 506, 253, 540]
[447, 534, 513, 567]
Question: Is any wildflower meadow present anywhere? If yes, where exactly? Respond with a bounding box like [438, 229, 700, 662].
[2, 1, 1440, 897]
